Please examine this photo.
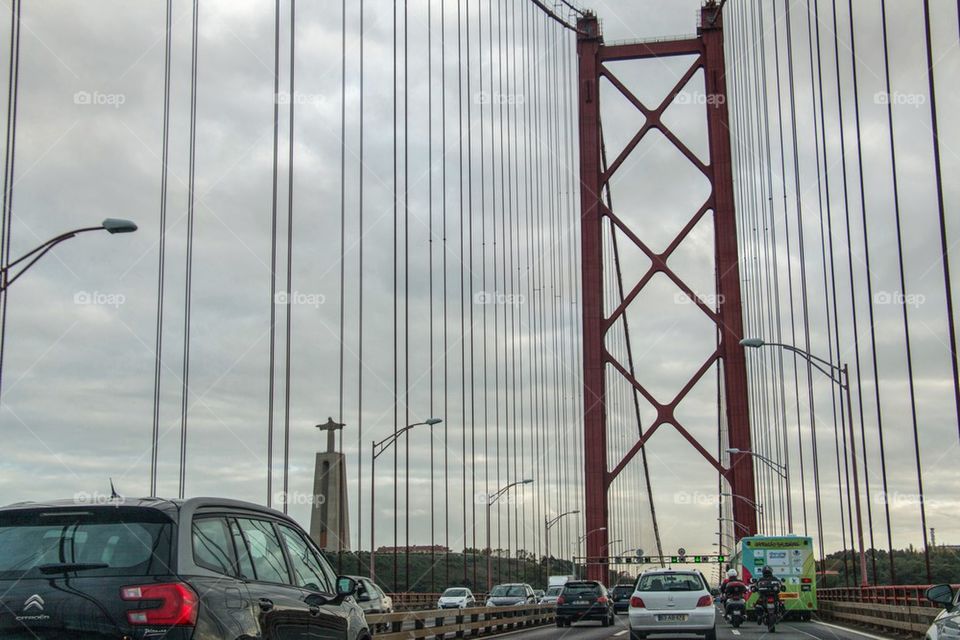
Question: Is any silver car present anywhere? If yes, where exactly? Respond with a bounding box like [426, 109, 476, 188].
[628, 569, 717, 640]
[350, 575, 394, 614]
[541, 584, 564, 606]
[485, 583, 537, 606]
[926, 584, 960, 640]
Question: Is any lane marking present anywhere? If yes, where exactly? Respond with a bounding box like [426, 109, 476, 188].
[614, 630, 628, 636]
[813, 620, 895, 640]
[732, 630, 741, 635]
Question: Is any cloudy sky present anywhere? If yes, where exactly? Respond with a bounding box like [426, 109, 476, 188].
[0, 0, 958, 588]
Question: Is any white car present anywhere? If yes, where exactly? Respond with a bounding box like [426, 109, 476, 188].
[628, 569, 717, 640]
[926, 584, 960, 640]
[438, 587, 476, 609]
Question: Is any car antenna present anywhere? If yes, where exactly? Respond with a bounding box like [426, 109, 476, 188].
[109, 478, 122, 500]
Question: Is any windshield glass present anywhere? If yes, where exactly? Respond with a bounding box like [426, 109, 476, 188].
[0, 507, 173, 580]
[546, 586, 563, 596]
[490, 585, 526, 597]
[637, 573, 703, 592]
[563, 583, 600, 597]
[443, 588, 468, 597]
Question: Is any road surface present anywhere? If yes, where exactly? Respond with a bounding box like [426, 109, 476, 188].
[499, 614, 891, 640]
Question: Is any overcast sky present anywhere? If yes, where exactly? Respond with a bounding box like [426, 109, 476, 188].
[0, 0, 958, 587]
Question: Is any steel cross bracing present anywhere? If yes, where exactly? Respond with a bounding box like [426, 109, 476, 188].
[577, 5, 756, 582]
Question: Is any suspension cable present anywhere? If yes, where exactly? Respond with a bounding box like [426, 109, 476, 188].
[178, 0, 200, 500]
[150, 0, 172, 498]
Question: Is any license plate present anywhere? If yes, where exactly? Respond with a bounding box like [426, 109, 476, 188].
[658, 614, 688, 622]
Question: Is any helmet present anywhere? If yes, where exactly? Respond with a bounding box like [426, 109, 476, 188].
[762, 566, 773, 578]
[727, 569, 737, 579]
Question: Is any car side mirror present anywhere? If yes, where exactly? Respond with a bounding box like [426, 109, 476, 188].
[927, 584, 955, 608]
[337, 576, 358, 598]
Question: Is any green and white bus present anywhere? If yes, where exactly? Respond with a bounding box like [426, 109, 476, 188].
[730, 535, 816, 620]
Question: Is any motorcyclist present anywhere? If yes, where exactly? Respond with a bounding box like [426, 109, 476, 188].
[751, 566, 785, 623]
[722, 570, 748, 600]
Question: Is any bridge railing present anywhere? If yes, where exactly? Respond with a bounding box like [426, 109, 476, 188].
[388, 592, 488, 611]
[820, 585, 960, 607]
[818, 585, 960, 637]
[367, 604, 554, 639]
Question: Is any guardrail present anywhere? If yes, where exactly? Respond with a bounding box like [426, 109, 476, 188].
[820, 585, 960, 608]
[368, 604, 554, 639]
[818, 585, 960, 637]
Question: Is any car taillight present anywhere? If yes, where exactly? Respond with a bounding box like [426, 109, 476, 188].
[557, 596, 565, 605]
[121, 583, 199, 626]
[630, 596, 646, 608]
[696, 595, 713, 607]
[597, 596, 609, 604]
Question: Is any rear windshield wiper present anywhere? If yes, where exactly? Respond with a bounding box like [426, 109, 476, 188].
[38, 563, 109, 574]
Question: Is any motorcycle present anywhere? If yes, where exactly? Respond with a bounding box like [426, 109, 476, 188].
[724, 595, 746, 629]
[755, 591, 784, 633]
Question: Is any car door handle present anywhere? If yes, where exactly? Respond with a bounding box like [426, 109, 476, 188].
[259, 598, 274, 612]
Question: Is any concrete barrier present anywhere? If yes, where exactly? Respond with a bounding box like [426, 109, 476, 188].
[818, 600, 939, 637]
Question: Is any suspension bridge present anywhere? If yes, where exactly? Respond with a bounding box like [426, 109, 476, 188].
[0, 0, 958, 636]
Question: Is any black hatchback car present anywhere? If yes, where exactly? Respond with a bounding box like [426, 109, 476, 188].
[611, 583, 635, 613]
[0, 497, 370, 640]
[556, 580, 616, 627]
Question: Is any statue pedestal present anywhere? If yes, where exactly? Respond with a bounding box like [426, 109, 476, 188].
[309, 451, 350, 552]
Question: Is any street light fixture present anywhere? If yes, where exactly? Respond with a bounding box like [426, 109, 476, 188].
[575, 527, 607, 579]
[368, 418, 442, 581]
[718, 517, 751, 535]
[720, 492, 764, 515]
[485, 479, 533, 590]
[0, 218, 138, 291]
[741, 336, 869, 587]
[727, 448, 787, 478]
[545, 509, 579, 583]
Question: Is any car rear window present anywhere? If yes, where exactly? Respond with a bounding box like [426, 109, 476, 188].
[563, 583, 601, 596]
[546, 586, 563, 596]
[637, 573, 703, 592]
[612, 585, 634, 596]
[0, 506, 173, 579]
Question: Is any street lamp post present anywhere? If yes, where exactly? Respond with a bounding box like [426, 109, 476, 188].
[727, 446, 790, 533]
[369, 418, 442, 583]
[486, 479, 533, 591]
[741, 337, 869, 587]
[576, 527, 606, 580]
[545, 509, 579, 584]
[0, 218, 138, 292]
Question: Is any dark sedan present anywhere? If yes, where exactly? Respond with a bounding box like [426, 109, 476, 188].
[556, 580, 616, 627]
